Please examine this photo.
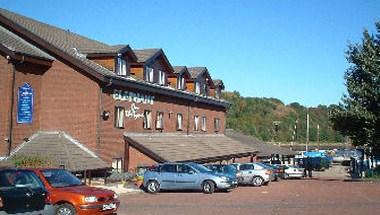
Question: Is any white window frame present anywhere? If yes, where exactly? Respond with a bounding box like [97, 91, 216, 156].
[177, 75, 185, 90]
[201, 116, 207, 131]
[143, 110, 152, 129]
[158, 70, 166, 85]
[114, 106, 125, 128]
[116, 57, 128, 76]
[112, 157, 123, 173]
[195, 81, 201, 94]
[145, 67, 154, 82]
[215, 88, 221, 99]
[194, 115, 199, 131]
[156, 111, 164, 130]
[177, 113, 183, 131]
[214, 118, 220, 132]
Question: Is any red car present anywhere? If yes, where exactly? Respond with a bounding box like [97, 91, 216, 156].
[32, 168, 119, 215]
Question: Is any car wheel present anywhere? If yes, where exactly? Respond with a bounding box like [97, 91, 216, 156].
[202, 180, 215, 194]
[56, 203, 76, 215]
[146, 180, 160, 194]
[252, 176, 264, 187]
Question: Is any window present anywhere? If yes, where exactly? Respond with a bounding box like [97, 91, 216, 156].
[158, 70, 166, 85]
[156, 112, 164, 130]
[239, 164, 254, 171]
[215, 88, 221, 99]
[116, 57, 128, 76]
[178, 164, 194, 174]
[194, 115, 199, 131]
[145, 67, 154, 82]
[112, 158, 123, 173]
[143, 110, 152, 129]
[201, 116, 207, 131]
[177, 113, 183, 131]
[195, 81, 201, 94]
[114, 106, 125, 128]
[177, 75, 185, 90]
[214, 118, 220, 132]
[161, 164, 177, 173]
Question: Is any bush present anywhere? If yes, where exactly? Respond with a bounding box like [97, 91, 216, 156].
[107, 171, 136, 182]
[12, 155, 55, 168]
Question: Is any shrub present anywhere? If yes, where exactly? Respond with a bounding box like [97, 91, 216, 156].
[12, 155, 55, 168]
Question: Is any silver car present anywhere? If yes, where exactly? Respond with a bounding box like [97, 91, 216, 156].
[143, 162, 235, 194]
[232, 163, 273, 186]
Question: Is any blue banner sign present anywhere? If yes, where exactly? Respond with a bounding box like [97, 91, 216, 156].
[17, 83, 34, 124]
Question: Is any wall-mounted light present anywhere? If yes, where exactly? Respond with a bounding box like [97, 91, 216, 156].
[101, 110, 110, 121]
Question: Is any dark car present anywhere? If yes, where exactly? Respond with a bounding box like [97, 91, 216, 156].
[0, 168, 55, 215]
[205, 164, 238, 187]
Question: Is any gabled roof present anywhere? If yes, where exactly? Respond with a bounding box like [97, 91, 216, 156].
[124, 133, 257, 164]
[0, 25, 54, 61]
[132, 48, 174, 73]
[213, 79, 225, 90]
[225, 129, 298, 157]
[84, 44, 137, 61]
[172, 66, 190, 78]
[188, 67, 207, 79]
[6, 131, 109, 171]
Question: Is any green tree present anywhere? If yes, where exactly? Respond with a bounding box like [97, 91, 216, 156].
[331, 22, 380, 154]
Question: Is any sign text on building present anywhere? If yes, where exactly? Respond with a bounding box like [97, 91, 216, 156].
[113, 89, 154, 105]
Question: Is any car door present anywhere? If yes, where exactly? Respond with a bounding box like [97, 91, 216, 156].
[0, 169, 47, 214]
[176, 164, 199, 190]
[239, 164, 255, 183]
[159, 164, 177, 190]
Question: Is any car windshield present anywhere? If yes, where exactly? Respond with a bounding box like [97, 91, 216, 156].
[0, 170, 44, 190]
[256, 163, 272, 169]
[42, 169, 81, 188]
[188, 163, 212, 173]
[223, 165, 237, 174]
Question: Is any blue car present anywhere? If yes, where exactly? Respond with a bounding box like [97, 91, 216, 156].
[205, 164, 238, 186]
[143, 162, 235, 194]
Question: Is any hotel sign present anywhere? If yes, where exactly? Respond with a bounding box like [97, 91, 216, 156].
[113, 89, 154, 105]
[17, 83, 34, 124]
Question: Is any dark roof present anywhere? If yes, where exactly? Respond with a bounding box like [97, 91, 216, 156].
[0, 8, 230, 109]
[213, 79, 225, 89]
[172, 66, 190, 78]
[0, 25, 53, 60]
[124, 133, 257, 164]
[188, 67, 207, 79]
[133, 49, 161, 63]
[225, 129, 298, 157]
[6, 131, 109, 171]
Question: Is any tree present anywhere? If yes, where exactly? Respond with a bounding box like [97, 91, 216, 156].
[330, 22, 380, 154]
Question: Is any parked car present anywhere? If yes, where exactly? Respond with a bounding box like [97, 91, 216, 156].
[143, 162, 235, 194]
[32, 168, 119, 215]
[261, 163, 283, 181]
[204, 164, 238, 187]
[0, 168, 55, 215]
[281, 165, 304, 179]
[232, 163, 273, 186]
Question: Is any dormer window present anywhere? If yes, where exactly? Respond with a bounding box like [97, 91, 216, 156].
[145, 67, 154, 83]
[195, 81, 201, 94]
[116, 57, 128, 76]
[215, 88, 222, 99]
[177, 75, 185, 90]
[158, 70, 166, 85]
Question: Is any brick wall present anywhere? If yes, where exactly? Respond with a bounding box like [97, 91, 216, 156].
[40, 61, 100, 154]
[0, 55, 12, 156]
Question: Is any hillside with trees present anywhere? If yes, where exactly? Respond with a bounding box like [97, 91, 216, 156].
[223, 91, 344, 143]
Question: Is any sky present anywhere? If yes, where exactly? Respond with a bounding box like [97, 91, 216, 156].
[1, 0, 379, 107]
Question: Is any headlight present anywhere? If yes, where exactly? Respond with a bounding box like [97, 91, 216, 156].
[113, 193, 118, 199]
[84, 196, 97, 203]
[220, 176, 228, 181]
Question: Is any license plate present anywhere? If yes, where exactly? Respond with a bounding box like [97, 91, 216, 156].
[102, 203, 117, 211]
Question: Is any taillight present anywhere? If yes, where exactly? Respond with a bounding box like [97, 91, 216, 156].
[0, 197, 3, 207]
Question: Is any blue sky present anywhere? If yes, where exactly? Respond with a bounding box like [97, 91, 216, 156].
[1, 0, 379, 107]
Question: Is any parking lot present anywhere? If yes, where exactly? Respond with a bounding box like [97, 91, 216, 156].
[117, 167, 380, 215]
